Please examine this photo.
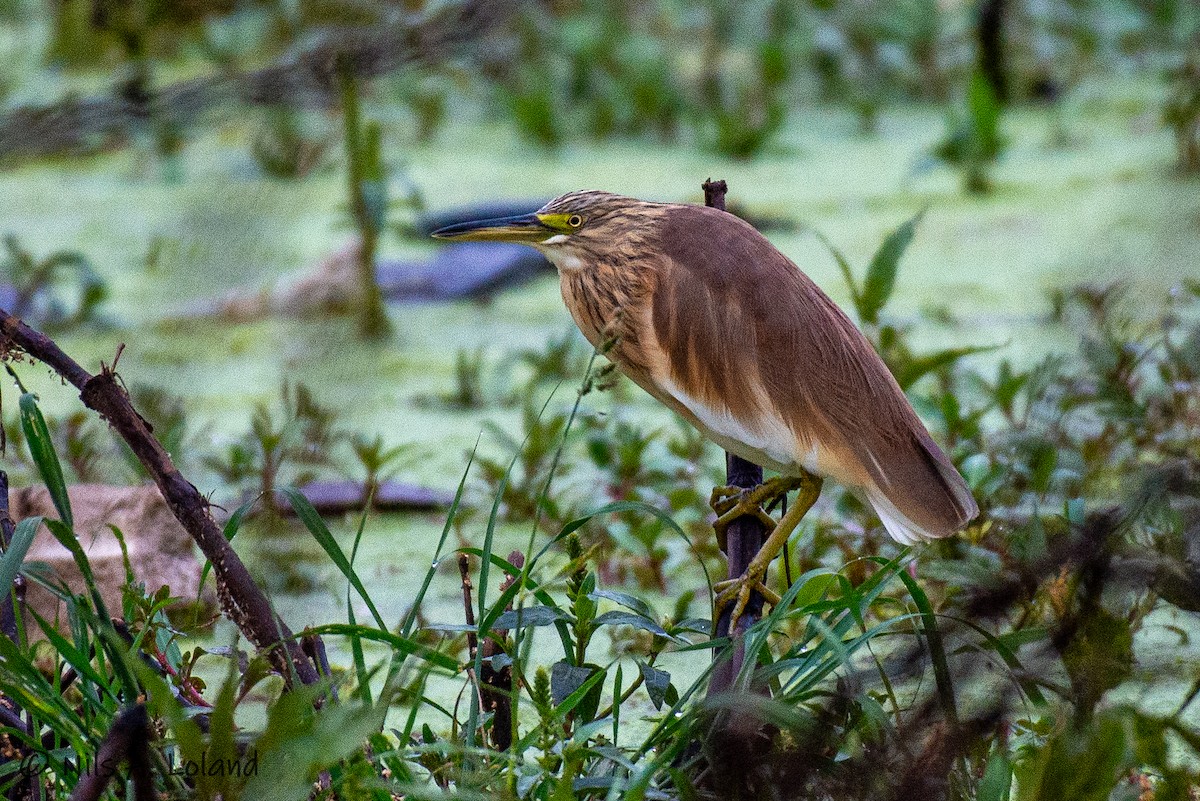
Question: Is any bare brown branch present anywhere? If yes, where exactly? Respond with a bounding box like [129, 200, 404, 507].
[0, 310, 320, 687]
[67, 704, 154, 801]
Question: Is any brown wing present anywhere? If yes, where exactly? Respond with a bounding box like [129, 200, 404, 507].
[649, 205, 978, 543]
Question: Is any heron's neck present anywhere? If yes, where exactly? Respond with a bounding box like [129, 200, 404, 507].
[558, 257, 655, 378]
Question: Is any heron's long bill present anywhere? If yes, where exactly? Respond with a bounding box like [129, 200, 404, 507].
[431, 213, 551, 243]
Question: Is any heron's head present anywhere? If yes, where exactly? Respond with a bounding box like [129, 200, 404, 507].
[431, 190, 664, 272]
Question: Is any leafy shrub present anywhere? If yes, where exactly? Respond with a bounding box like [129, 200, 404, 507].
[933, 70, 1007, 194]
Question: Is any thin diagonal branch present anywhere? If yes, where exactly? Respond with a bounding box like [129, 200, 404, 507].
[0, 310, 320, 687]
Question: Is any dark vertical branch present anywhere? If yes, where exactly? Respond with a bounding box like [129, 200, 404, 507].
[702, 179, 768, 695]
[977, 0, 1009, 104]
[458, 552, 517, 751]
[482, 551, 521, 751]
[0, 471, 23, 645]
[67, 705, 154, 801]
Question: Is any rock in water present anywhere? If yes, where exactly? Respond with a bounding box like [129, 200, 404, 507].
[11, 484, 204, 631]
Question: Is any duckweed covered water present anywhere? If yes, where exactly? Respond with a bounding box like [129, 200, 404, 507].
[3, 78, 1198, 728]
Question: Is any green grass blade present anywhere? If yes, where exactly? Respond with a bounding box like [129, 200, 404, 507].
[278, 486, 387, 631]
[399, 442, 476, 640]
[0, 516, 41, 601]
[25, 605, 118, 705]
[43, 518, 110, 622]
[19, 393, 71, 527]
[301, 623, 457, 672]
[467, 444, 519, 748]
[550, 500, 713, 604]
[348, 504, 372, 705]
[895, 567, 958, 726]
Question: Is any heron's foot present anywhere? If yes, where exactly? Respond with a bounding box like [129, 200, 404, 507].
[709, 474, 805, 515]
[713, 569, 782, 636]
[710, 489, 776, 551]
[710, 472, 825, 636]
[709, 475, 809, 551]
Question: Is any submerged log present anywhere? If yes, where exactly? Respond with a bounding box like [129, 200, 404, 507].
[288, 479, 454, 515]
[377, 243, 552, 302]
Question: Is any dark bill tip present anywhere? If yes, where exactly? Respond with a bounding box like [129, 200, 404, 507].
[430, 213, 549, 243]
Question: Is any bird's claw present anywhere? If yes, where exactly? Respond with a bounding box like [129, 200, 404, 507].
[713, 570, 782, 636]
[711, 488, 777, 551]
[709, 471, 824, 636]
[709, 475, 808, 552]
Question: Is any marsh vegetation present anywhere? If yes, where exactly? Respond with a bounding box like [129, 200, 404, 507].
[0, 1, 1198, 799]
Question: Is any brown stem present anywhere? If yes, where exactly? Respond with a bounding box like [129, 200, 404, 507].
[458, 552, 517, 750]
[481, 551, 521, 751]
[67, 704, 155, 801]
[702, 179, 768, 697]
[458, 554, 478, 656]
[0, 471, 23, 648]
[0, 312, 320, 687]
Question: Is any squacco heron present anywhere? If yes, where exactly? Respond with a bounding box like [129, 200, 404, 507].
[433, 191, 979, 629]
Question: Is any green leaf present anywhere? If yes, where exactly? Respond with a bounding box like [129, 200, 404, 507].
[1031, 713, 1132, 801]
[206, 655, 240, 799]
[861, 211, 924, 325]
[560, 663, 606, 724]
[244, 688, 385, 801]
[895, 566, 957, 725]
[26, 604, 118, 704]
[978, 752, 1013, 801]
[589, 589, 656, 620]
[593, 610, 670, 639]
[492, 605, 569, 630]
[302, 624, 456, 672]
[19, 393, 71, 527]
[0, 517, 41, 600]
[550, 661, 595, 706]
[812, 229, 864, 320]
[44, 518, 109, 622]
[896, 344, 998, 389]
[639, 663, 670, 710]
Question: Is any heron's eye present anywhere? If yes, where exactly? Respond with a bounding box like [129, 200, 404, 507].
[567, 214, 584, 228]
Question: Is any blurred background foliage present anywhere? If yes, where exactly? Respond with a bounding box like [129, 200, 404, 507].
[0, 0, 1199, 799]
[0, 0, 1195, 167]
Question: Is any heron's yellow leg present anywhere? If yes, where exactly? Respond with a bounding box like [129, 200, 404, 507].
[709, 475, 809, 551]
[713, 474, 823, 634]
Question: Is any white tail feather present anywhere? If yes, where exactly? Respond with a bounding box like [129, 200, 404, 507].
[866, 487, 943, 546]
